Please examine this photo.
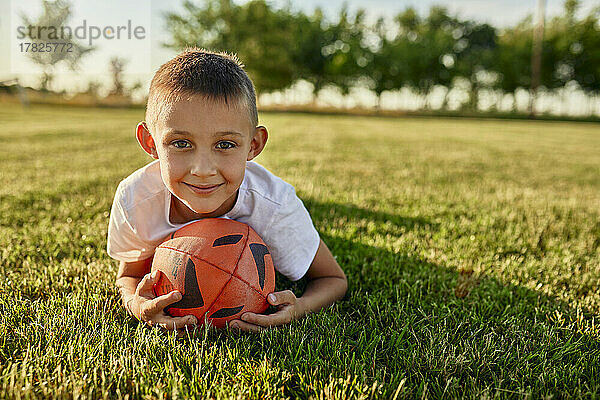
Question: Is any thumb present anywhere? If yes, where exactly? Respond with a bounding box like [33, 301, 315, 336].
[137, 270, 160, 296]
[268, 290, 295, 306]
[268, 293, 277, 305]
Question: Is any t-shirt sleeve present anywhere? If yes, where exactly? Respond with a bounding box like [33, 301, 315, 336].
[106, 187, 155, 263]
[265, 189, 320, 281]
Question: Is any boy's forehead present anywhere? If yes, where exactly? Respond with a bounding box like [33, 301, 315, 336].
[154, 94, 254, 137]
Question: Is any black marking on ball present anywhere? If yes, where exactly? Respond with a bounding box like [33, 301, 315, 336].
[170, 231, 175, 240]
[249, 243, 269, 290]
[209, 305, 244, 318]
[213, 234, 243, 247]
[165, 258, 204, 311]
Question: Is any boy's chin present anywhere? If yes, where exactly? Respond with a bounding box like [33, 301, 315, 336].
[172, 188, 237, 220]
[172, 196, 222, 220]
[184, 202, 220, 216]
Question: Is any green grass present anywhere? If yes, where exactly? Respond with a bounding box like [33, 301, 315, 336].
[1, 103, 599, 399]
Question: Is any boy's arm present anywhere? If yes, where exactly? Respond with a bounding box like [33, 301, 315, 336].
[115, 258, 152, 312]
[231, 239, 348, 331]
[116, 258, 198, 330]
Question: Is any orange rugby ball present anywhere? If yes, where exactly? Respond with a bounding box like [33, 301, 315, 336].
[152, 218, 275, 328]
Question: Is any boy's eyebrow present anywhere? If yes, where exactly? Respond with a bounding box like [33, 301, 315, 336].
[215, 131, 244, 137]
[163, 130, 244, 137]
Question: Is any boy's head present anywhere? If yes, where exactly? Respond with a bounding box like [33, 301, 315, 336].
[137, 48, 268, 221]
[145, 49, 258, 131]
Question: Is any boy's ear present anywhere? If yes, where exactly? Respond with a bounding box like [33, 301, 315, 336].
[136, 122, 158, 159]
[247, 126, 268, 161]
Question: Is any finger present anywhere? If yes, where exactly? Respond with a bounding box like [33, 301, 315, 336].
[240, 306, 292, 327]
[154, 314, 198, 331]
[139, 290, 178, 320]
[267, 290, 296, 306]
[145, 290, 183, 314]
[136, 271, 159, 296]
[228, 319, 263, 333]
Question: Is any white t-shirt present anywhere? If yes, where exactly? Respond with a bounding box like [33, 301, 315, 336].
[107, 160, 320, 281]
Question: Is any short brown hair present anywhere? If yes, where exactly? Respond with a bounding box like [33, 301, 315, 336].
[145, 48, 258, 130]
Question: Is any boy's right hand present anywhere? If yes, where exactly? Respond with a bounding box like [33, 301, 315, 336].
[128, 270, 198, 331]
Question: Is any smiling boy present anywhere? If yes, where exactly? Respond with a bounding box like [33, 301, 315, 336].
[107, 49, 347, 332]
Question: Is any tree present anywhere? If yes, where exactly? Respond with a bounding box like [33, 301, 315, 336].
[164, 1, 372, 98]
[367, 11, 420, 107]
[20, 0, 93, 91]
[106, 57, 143, 99]
[395, 7, 458, 108]
[286, 9, 330, 95]
[235, 1, 297, 93]
[545, 1, 600, 93]
[495, 0, 599, 100]
[368, 18, 404, 108]
[164, 0, 297, 94]
[109, 57, 127, 96]
[320, 7, 370, 95]
[572, 9, 600, 93]
[160, 0, 600, 113]
[496, 19, 535, 95]
[366, 7, 466, 109]
[495, 17, 557, 96]
[453, 22, 498, 110]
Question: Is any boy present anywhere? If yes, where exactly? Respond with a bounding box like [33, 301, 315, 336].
[107, 49, 347, 332]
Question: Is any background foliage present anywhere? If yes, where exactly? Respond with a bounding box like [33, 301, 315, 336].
[164, 0, 600, 110]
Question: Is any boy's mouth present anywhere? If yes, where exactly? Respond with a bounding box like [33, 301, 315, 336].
[184, 182, 223, 194]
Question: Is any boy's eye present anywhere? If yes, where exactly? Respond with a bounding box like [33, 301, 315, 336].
[171, 140, 191, 149]
[216, 141, 236, 150]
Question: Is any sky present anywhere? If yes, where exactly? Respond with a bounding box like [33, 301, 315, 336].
[1, 0, 598, 94]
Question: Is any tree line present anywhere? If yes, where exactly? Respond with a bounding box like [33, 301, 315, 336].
[164, 0, 600, 111]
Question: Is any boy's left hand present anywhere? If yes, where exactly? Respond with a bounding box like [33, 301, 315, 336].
[229, 290, 304, 332]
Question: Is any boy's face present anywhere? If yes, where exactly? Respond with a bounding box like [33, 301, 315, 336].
[138, 94, 266, 220]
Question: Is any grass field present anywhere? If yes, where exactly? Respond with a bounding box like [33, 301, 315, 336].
[0, 103, 599, 398]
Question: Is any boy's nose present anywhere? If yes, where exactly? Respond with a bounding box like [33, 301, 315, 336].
[190, 155, 218, 177]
